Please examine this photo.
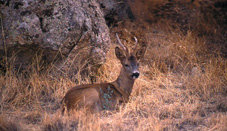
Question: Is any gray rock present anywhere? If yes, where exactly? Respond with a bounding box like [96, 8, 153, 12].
[0, 0, 111, 78]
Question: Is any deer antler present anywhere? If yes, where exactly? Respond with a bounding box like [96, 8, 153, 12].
[133, 36, 138, 50]
[116, 33, 129, 53]
[132, 36, 139, 55]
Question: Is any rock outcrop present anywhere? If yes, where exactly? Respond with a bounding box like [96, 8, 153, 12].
[0, 0, 111, 78]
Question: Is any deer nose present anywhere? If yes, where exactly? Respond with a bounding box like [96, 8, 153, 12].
[132, 72, 140, 79]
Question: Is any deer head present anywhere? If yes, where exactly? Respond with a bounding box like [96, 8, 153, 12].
[115, 33, 147, 80]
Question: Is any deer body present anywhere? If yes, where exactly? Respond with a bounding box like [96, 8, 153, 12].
[62, 34, 146, 113]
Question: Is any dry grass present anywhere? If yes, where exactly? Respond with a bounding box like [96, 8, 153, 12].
[0, 0, 227, 130]
[0, 27, 226, 130]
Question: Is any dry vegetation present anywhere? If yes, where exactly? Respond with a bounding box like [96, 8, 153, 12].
[0, 0, 227, 131]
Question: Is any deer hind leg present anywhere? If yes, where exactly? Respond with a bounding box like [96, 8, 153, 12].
[82, 88, 101, 113]
[61, 106, 66, 115]
[61, 97, 67, 115]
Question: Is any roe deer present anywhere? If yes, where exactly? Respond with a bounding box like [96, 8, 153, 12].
[61, 33, 147, 113]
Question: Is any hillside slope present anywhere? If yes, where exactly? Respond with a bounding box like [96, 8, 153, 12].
[0, 0, 226, 130]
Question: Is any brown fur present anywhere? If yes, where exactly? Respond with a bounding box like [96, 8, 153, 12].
[0, 116, 21, 131]
[62, 83, 124, 113]
[61, 34, 147, 113]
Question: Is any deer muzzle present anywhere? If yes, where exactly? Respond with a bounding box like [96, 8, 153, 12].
[132, 71, 140, 79]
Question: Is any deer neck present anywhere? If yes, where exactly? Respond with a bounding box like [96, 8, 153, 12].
[112, 68, 135, 101]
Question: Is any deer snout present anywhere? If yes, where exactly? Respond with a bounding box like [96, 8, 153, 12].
[132, 71, 140, 79]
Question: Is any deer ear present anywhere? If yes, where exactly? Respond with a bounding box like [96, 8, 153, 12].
[115, 47, 126, 61]
[136, 43, 147, 60]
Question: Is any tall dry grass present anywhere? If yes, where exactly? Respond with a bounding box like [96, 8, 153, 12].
[1, 26, 226, 130]
[0, 0, 227, 130]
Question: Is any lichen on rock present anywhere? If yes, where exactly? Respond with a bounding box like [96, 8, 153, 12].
[0, 0, 111, 78]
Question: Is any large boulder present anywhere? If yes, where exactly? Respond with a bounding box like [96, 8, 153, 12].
[0, 0, 111, 78]
[98, 0, 135, 27]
